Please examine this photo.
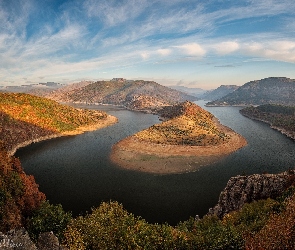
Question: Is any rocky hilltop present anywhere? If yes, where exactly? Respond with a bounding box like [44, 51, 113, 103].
[201, 85, 239, 101]
[209, 171, 295, 218]
[207, 77, 295, 106]
[111, 101, 247, 173]
[47, 79, 196, 111]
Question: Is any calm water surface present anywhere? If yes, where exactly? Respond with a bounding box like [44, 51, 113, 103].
[16, 101, 295, 225]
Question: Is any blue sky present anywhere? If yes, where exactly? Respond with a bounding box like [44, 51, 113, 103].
[1, 0, 295, 89]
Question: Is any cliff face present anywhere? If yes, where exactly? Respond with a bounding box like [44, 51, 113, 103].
[208, 172, 294, 218]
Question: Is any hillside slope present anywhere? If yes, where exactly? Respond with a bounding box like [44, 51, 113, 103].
[136, 101, 229, 146]
[47, 79, 196, 111]
[240, 104, 295, 140]
[206, 77, 295, 106]
[0, 93, 115, 154]
[201, 85, 239, 101]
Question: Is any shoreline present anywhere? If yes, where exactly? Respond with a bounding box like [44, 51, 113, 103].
[8, 115, 118, 156]
[110, 119, 247, 174]
[240, 112, 295, 141]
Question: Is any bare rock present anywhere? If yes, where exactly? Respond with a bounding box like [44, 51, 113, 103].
[208, 171, 295, 218]
[37, 232, 68, 250]
[0, 228, 37, 250]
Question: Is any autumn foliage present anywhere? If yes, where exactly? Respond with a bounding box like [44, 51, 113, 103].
[0, 92, 107, 152]
[0, 150, 45, 232]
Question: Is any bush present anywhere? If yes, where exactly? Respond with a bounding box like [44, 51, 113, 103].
[64, 201, 187, 250]
[26, 201, 72, 242]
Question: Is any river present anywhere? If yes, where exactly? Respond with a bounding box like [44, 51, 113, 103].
[16, 101, 295, 225]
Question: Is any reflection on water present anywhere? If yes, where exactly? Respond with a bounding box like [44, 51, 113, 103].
[16, 101, 295, 225]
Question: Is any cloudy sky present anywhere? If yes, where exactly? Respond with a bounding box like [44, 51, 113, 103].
[1, 0, 295, 89]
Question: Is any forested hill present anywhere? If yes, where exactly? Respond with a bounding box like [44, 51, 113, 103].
[240, 104, 295, 140]
[47, 79, 196, 111]
[0, 92, 108, 153]
[206, 77, 295, 106]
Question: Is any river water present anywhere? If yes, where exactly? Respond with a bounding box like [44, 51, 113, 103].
[16, 101, 295, 225]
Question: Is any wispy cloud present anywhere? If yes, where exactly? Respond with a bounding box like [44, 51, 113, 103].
[1, 0, 295, 87]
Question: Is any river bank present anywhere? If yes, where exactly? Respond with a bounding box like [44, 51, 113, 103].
[240, 112, 295, 141]
[8, 115, 117, 156]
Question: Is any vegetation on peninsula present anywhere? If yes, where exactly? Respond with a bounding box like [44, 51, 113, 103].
[135, 101, 229, 146]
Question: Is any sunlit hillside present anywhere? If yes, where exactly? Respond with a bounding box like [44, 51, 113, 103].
[0, 92, 108, 152]
[135, 101, 229, 146]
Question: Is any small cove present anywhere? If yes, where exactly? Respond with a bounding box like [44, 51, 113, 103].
[16, 101, 295, 225]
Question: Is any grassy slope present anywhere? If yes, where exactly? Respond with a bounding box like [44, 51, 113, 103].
[135, 101, 229, 146]
[0, 93, 108, 152]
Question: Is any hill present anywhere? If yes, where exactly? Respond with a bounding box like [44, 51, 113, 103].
[167, 85, 206, 97]
[136, 101, 229, 146]
[0, 92, 116, 154]
[206, 77, 295, 106]
[47, 79, 196, 111]
[240, 104, 295, 140]
[111, 101, 247, 173]
[0, 82, 65, 97]
[201, 85, 239, 101]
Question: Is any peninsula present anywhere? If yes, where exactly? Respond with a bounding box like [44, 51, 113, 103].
[111, 101, 247, 174]
[0, 92, 117, 155]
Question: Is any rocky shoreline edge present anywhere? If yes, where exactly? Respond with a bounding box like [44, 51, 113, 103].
[8, 115, 118, 156]
[240, 112, 295, 141]
[110, 119, 247, 174]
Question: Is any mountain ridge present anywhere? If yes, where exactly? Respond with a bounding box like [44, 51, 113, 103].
[207, 77, 295, 106]
[46, 79, 196, 111]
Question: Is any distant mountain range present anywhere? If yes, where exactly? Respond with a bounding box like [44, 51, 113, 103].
[47, 79, 196, 111]
[206, 77, 295, 106]
[201, 85, 239, 101]
[0, 82, 64, 97]
[168, 85, 206, 97]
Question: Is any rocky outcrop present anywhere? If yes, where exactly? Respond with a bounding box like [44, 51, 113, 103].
[0, 229, 67, 250]
[208, 171, 295, 218]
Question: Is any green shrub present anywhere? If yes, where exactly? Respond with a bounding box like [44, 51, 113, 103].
[64, 201, 188, 250]
[27, 201, 72, 242]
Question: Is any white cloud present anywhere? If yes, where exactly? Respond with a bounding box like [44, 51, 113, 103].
[84, 0, 148, 26]
[241, 40, 295, 62]
[157, 49, 171, 56]
[213, 41, 240, 55]
[174, 43, 206, 57]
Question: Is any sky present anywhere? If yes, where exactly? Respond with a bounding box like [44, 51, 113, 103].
[1, 0, 295, 90]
